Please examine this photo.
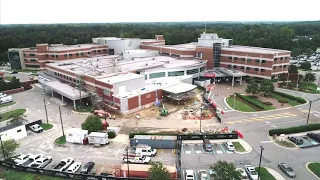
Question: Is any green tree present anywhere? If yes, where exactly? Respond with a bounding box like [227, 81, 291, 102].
[210, 160, 242, 180]
[303, 72, 316, 87]
[260, 79, 275, 96]
[300, 62, 311, 71]
[81, 115, 102, 133]
[288, 65, 298, 73]
[245, 80, 260, 96]
[0, 139, 20, 159]
[148, 161, 170, 180]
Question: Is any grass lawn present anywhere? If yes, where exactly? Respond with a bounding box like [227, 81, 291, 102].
[5, 76, 13, 81]
[269, 92, 301, 106]
[255, 167, 276, 180]
[280, 82, 320, 94]
[0, 109, 26, 122]
[41, 123, 53, 130]
[308, 162, 320, 178]
[0, 167, 66, 180]
[19, 69, 40, 73]
[226, 97, 256, 112]
[275, 139, 296, 148]
[55, 135, 66, 145]
[75, 105, 92, 112]
[232, 142, 246, 152]
[245, 96, 275, 110]
[0, 101, 16, 108]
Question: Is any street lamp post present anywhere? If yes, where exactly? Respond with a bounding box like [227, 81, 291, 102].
[126, 146, 129, 178]
[257, 146, 264, 180]
[199, 107, 203, 134]
[306, 97, 320, 126]
[58, 106, 65, 137]
[43, 96, 49, 124]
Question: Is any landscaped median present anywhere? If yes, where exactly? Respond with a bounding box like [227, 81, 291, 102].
[255, 167, 276, 180]
[307, 162, 320, 178]
[0, 101, 17, 108]
[41, 123, 53, 130]
[0, 108, 26, 121]
[54, 135, 66, 145]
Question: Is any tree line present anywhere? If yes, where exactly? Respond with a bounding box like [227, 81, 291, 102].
[0, 21, 320, 63]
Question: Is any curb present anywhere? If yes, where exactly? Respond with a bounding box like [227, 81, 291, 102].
[277, 87, 320, 95]
[234, 139, 252, 154]
[71, 110, 92, 115]
[266, 133, 299, 150]
[264, 167, 286, 180]
[25, 85, 35, 92]
[305, 162, 320, 179]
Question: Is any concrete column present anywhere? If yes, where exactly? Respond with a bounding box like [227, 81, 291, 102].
[138, 95, 141, 107]
[73, 100, 76, 110]
[61, 95, 64, 103]
[240, 76, 243, 85]
[51, 91, 54, 98]
[232, 76, 234, 87]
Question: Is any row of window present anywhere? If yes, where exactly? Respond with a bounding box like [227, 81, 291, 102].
[273, 65, 287, 69]
[228, 56, 267, 63]
[274, 57, 289, 61]
[227, 65, 266, 72]
[25, 59, 37, 62]
[25, 64, 40, 68]
[24, 49, 107, 58]
[147, 67, 205, 79]
[54, 72, 79, 83]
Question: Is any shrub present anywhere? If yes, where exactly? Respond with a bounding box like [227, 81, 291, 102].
[263, 102, 273, 105]
[235, 93, 265, 110]
[108, 131, 116, 139]
[278, 99, 288, 103]
[269, 123, 320, 136]
[272, 91, 306, 103]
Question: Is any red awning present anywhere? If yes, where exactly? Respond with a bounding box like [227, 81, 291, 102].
[204, 74, 216, 78]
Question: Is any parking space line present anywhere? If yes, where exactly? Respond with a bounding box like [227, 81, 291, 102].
[99, 167, 104, 174]
[190, 145, 195, 154]
[78, 145, 83, 149]
[194, 170, 198, 180]
[104, 146, 109, 152]
[219, 144, 227, 154]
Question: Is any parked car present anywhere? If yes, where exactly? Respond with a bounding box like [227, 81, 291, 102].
[123, 155, 150, 164]
[288, 136, 303, 145]
[0, 93, 7, 98]
[29, 124, 43, 133]
[80, 162, 95, 174]
[185, 170, 194, 180]
[236, 168, 248, 179]
[29, 155, 52, 168]
[307, 133, 320, 142]
[203, 139, 213, 152]
[53, 157, 74, 171]
[9, 71, 18, 74]
[198, 170, 209, 180]
[66, 162, 82, 173]
[224, 142, 235, 151]
[13, 153, 33, 164]
[278, 162, 296, 178]
[244, 165, 258, 180]
[0, 96, 13, 104]
[18, 153, 45, 166]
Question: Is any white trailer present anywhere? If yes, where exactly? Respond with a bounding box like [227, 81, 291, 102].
[65, 128, 88, 144]
[87, 132, 109, 146]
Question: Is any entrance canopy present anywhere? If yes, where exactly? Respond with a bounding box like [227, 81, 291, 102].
[43, 81, 90, 100]
[202, 67, 246, 78]
[162, 83, 197, 94]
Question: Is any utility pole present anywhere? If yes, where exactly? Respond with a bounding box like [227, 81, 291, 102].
[126, 146, 129, 178]
[199, 107, 202, 134]
[58, 106, 65, 137]
[286, 65, 290, 87]
[257, 146, 264, 180]
[233, 94, 236, 108]
[43, 96, 49, 124]
[306, 97, 320, 126]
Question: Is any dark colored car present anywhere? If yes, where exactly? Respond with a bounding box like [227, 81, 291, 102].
[278, 162, 296, 178]
[80, 162, 95, 174]
[307, 133, 320, 142]
[288, 136, 303, 145]
[9, 71, 18, 74]
[203, 139, 213, 152]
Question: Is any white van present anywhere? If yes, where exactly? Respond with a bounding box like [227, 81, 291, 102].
[0, 96, 13, 104]
[135, 145, 157, 157]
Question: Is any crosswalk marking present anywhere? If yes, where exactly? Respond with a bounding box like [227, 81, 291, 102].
[226, 113, 297, 124]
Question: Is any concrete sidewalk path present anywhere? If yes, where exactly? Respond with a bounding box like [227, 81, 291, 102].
[265, 167, 286, 180]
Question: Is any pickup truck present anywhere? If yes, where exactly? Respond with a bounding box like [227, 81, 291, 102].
[29, 124, 43, 133]
[29, 155, 52, 168]
[53, 157, 74, 171]
[18, 154, 45, 166]
[13, 153, 33, 164]
[122, 155, 150, 164]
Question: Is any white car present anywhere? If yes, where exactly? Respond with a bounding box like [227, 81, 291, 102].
[0, 96, 13, 104]
[29, 124, 43, 133]
[0, 93, 7, 98]
[66, 162, 82, 173]
[244, 165, 258, 180]
[198, 170, 209, 180]
[224, 142, 235, 151]
[29, 155, 52, 168]
[13, 153, 33, 164]
[17, 153, 45, 166]
[185, 169, 194, 180]
[236, 168, 248, 179]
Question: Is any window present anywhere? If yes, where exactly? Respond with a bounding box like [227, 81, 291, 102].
[98, 50, 101, 53]
[187, 68, 199, 75]
[280, 57, 284, 60]
[273, 66, 276, 69]
[69, 54, 72, 57]
[196, 52, 203, 59]
[55, 55, 58, 58]
[240, 66, 245, 70]
[241, 58, 246, 61]
[80, 52, 84, 55]
[30, 59, 36, 62]
[168, 71, 184, 77]
[255, 68, 259, 71]
[247, 58, 251, 62]
[88, 52, 91, 54]
[54, 72, 57, 76]
[76, 53, 79, 56]
[149, 72, 166, 79]
[45, 54, 49, 57]
[283, 65, 287, 68]
[104, 89, 110, 96]
[93, 50, 97, 53]
[274, 58, 278, 61]
[25, 64, 40, 68]
[261, 60, 266, 63]
[284, 57, 288, 60]
[246, 67, 251, 70]
[51, 55, 55, 57]
[103, 49, 107, 53]
[200, 67, 205, 72]
[261, 69, 265, 72]
[228, 56, 232, 60]
[64, 54, 68, 57]
[30, 53, 36, 56]
[234, 57, 238, 60]
[228, 65, 232, 68]
[145, 75, 147, 80]
[255, 59, 260, 63]
[17, 129, 21, 133]
[233, 65, 237, 68]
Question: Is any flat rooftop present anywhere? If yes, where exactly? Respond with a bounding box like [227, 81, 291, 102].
[48, 44, 105, 51]
[99, 73, 143, 84]
[222, 45, 291, 54]
[163, 83, 197, 94]
[46, 55, 205, 78]
[143, 43, 197, 51]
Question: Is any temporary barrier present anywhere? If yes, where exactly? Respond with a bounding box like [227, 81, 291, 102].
[235, 130, 244, 138]
[178, 133, 238, 140]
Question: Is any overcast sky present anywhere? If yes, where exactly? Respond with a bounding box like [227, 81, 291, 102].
[0, 0, 319, 24]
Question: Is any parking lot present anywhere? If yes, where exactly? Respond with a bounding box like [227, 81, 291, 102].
[182, 143, 233, 155]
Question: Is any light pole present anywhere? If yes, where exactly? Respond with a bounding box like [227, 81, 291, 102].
[199, 107, 202, 134]
[58, 106, 65, 137]
[43, 96, 49, 124]
[0, 135, 6, 161]
[233, 94, 236, 108]
[257, 145, 264, 180]
[306, 97, 320, 126]
[126, 146, 129, 178]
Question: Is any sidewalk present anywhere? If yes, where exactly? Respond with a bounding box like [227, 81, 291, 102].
[265, 167, 286, 180]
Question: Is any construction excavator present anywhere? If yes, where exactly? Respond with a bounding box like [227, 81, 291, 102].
[160, 103, 168, 116]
